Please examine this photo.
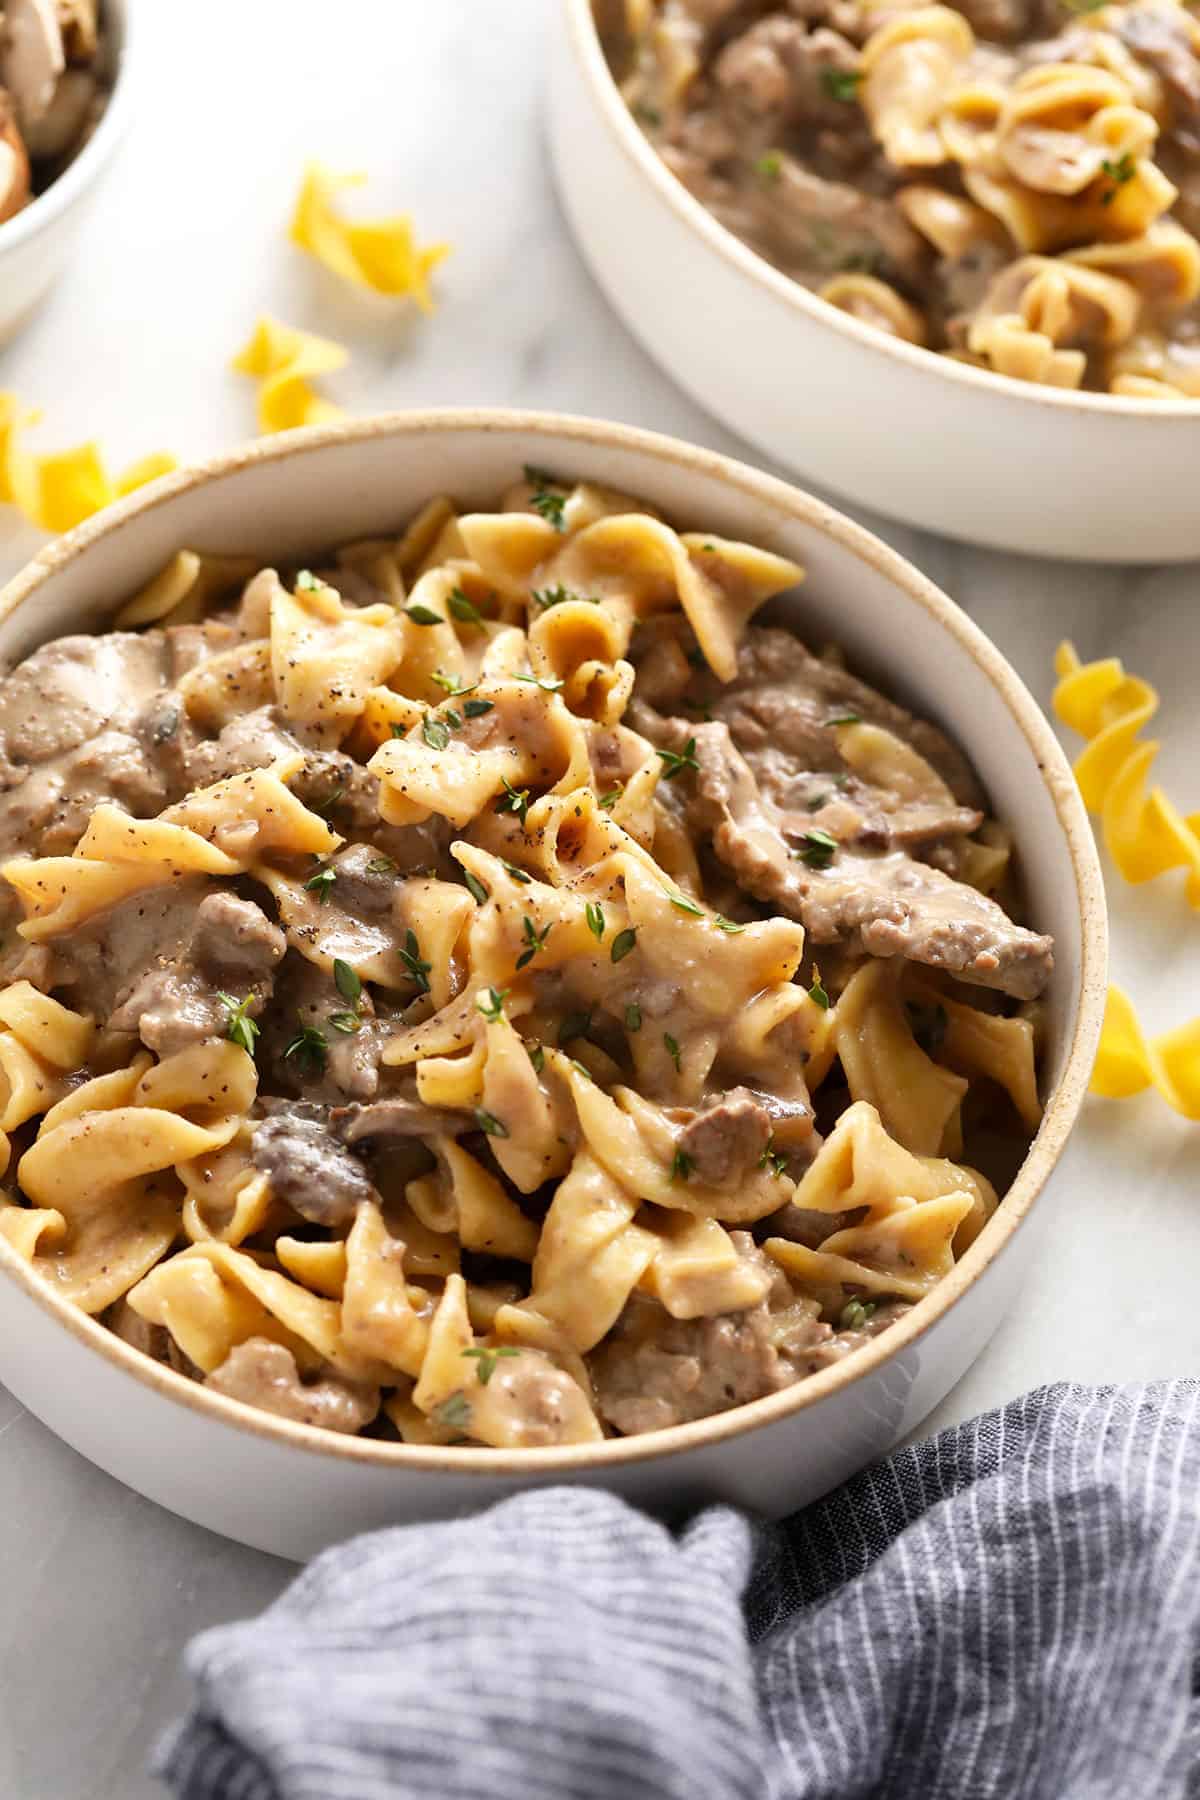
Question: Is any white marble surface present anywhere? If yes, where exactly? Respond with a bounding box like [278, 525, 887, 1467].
[0, 2, 1198, 1794]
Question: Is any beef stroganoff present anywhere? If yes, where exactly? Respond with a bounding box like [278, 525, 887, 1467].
[0, 472, 1051, 1448]
[600, 0, 1200, 395]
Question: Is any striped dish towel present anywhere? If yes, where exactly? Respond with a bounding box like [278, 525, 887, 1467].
[158, 1382, 1200, 1800]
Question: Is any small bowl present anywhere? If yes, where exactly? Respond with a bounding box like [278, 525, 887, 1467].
[0, 0, 134, 346]
[549, 0, 1200, 563]
[0, 410, 1106, 1558]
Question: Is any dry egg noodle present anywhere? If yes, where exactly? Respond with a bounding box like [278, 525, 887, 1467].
[0, 468, 1050, 1447]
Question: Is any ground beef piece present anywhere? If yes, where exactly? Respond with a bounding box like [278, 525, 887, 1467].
[251, 1111, 376, 1226]
[206, 1338, 379, 1435]
[673, 1087, 774, 1186]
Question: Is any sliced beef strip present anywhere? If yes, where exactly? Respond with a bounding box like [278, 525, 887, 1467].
[590, 1280, 833, 1435]
[107, 890, 286, 1055]
[672, 1086, 774, 1186]
[251, 1111, 376, 1227]
[257, 953, 397, 1104]
[684, 721, 1053, 999]
[206, 1338, 379, 1434]
[331, 1093, 471, 1144]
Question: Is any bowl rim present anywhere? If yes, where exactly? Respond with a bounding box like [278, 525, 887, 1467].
[0, 407, 1108, 1477]
[562, 0, 1200, 422]
[0, 0, 135, 257]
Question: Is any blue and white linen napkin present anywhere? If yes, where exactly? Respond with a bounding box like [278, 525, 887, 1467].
[158, 1381, 1200, 1800]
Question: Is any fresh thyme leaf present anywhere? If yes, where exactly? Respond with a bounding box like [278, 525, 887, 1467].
[806, 793, 830, 812]
[559, 1008, 593, 1045]
[398, 931, 432, 995]
[515, 671, 565, 692]
[756, 149, 783, 181]
[477, 986, 509, 1023]
[840, 1297, 878, 1330]
[515, 915, 552, 970]
[820, 66, 862, 101]
[714, 916, 745, 934]
[463, 698, 494, 718]
[528, 1043, 546, 1074]
[217, 993, 260, 1056]
[283, 1018, 327, 1072]
[808, 974, 831, 1010]
[1100, 151, 1136, 201]
[304, 866, 337, 903]
[597, 786, 623, 811]
[497, 777, 530, 826]
[406, 603, 444, 626]
[633, 101, 662, 127]
[422, 716, 451, 751]
[798, 827, 838, 870]
[624, 1002, 642, 1033]
[530, 583, 598, 611]
[474, 1107, 509, 1138]
[390, 723, 407, 739]
[570, 1058, 592, 1081]
[430, 669, 476, 696]
[657, 737, 700, 780]
[444, 708, 463, 730]
[311, 786, 344, 816]
[436, 1391, 472, 1430]
[333, 958, 363, 1008]
[671, 1148, 694, 1182]
[366, 856, 396, 875]
[585, 901, 605, 942]
[295, 569, 320, 591]
[524, 465, 567, 531]
[503, 860, 533, 885]
[758, 1137, 789, 1178]
[448, 587, 485, 627]
[611, 927, 637, 963]
[825, 711, 860, 727]
[666, 889, 705, 918]
[463, 870, 489, 906]
[663, 1032, 682, 1073]
[461, 1345, 522, 1385]
[328, 1011, 362, 1034]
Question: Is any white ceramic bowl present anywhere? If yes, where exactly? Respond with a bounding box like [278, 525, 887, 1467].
[549, 0, 1200, 563]
[0, 0, 134, 346]
[0, 411, 1105, 1559]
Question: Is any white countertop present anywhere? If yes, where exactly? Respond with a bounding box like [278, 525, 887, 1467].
[2, 3, 1198, 1794]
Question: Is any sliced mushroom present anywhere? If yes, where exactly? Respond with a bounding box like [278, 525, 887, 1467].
[1, 0, 66, 132]
[0, 104, 31, 223]
[21, 65, 95, 160]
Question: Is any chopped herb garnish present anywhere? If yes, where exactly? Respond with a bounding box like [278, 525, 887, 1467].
[477, 986, 509, 1023]
[524, 465, 567, 531]
[217, 993, 260, 1056]
[464, 697, 494, 718]
[633, 101, 662, 127]
[570, 1058, 592, 1081]
[528, 1043, 546, 1074]
[406, 603, 444, 626]
[806, 793, 830, 813]
[611, 927, 637, 964]
[1101, 152, 1136, 201]
[516, 915, 552, 970]
[366, 856, 397, 875]
[585, 901, 605, 942]
[333, 958, 363, 1008]
[530, 583, 598, 611]
[1062, 0, 1108, 13]
[758, 1138, 790, 1178]
[657, 738, 700, 780]
[422, 716, 451, 751]
[497, 778, 530, 826]
[820, 66, 862, 101]
[702, 541, 717, 552]
[444, 709, 463, 730]
[666, 888, 705, 918]
[515, 671, 565, 692]
[474, 1107, 509, 1138]
[448, 587, 485, 627]
[663, 1032, 682, 1073]
[597, 786, 623, 811]
[436, 1392, 473, 1430]
[283, 1019, 327, 1072]
[398, 931, 431, 996]
[311, 786, 344, 816]
[756, 149, 783, 181]
[798, 827, 839, 870]
[328, 1011, 362, 1034]
[503, 860, 533, 885]
[304, 866, 337, 904]
[463, 870, 489, 906]
[430, 669, 476, 696]
[295, 569, 320, 591]
[461, 1345, 522, 1385]
[714, 916, 745, 935]
[390, 723, 407, 739]
[808, 974, 831, 1010]
[825, 711, 860, 727]
[559, 1008, 593, 1045]
[671, 1148, 694, 1182]
[840, 1297, 878, 1330]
